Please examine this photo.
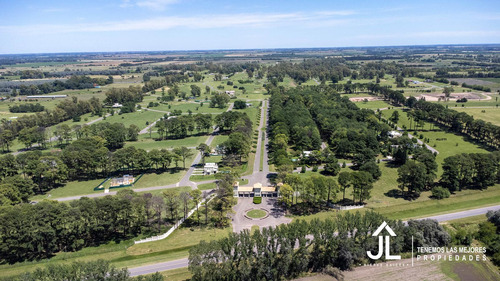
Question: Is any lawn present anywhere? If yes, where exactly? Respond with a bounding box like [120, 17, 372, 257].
[197, 182, 216, 190]
[157, 267, 192, 281]
[103, 110, 165, 130]
[31, 178, 107, 201]
[127, 136, 207, 150]
[246, 209, 267, 218]
[132, 170, 187, 189]
[372, 184, 500, 220]
[210, 135, 228, 148]
[453, 107, 500, 126]
[355, 100, 391, 109]
[30, 166, 191, 201]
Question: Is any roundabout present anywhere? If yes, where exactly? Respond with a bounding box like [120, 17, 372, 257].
[246, 209, 268, 219]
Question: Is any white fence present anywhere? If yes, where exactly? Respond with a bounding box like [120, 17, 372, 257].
[328, 203, 365, 210]
[134, 194, 214, 244]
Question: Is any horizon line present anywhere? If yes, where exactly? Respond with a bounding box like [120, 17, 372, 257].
[1, 42, 500, 57]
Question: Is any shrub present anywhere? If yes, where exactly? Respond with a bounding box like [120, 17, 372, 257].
[312, 166, 318, 172]
[300, 165, 306, 173]
[253, 196, 262, 204]
[431, 186, 450, 199]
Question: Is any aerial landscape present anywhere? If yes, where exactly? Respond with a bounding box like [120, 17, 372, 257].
[0, 1, 500, 280]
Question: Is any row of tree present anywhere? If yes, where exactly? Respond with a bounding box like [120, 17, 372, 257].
[16, 260, 163, 281]
[188, 211, 450, 281]
[441, 152, 500, 192]
[8, 103, 45, 113]
[15, 75, 112, 96]
[0, 187, 203, 263]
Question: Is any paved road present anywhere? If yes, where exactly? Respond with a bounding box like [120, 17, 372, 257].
[231, 197, 291, 233]
[243, 100, 271, 186]
[139, 117, 163, 135]
[414, 204, 500, 222]
[127, 204, 500, 276]
[129, 258, 189, 277]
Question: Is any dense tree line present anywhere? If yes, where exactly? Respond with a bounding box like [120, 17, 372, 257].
[9, 103, 45, 113]
[104, 86, 143, 105]
[4, 69, 126, 79]
[460, 82, 491, 92]
[441, 152, 500, 192]
[269, 86, 385, 164]
[16, 75, 112, 96]
[0, 190, 185, 263]
[155, 113, 213, 139]
[267, 58, 350, 84]
[188, 212, 450, 281]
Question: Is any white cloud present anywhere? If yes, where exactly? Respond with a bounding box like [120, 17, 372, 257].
[121, 0, 178, 10]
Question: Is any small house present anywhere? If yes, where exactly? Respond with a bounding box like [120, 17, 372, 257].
[110, 174, 135, 187]
[302, 151, 312, 158]
[204, 163, 218, 175]
[387, 131, 402, 138]
[225, 90, 235, 96]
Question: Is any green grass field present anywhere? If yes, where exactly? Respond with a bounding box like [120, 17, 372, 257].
[354, 100, 391, 109]
[453, 107, 500, 126]
[246, 209, 267, 218]
[126, 136, 207, 151]
[103, 110, 165, 130]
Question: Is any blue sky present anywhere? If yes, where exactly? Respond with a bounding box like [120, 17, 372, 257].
[0, 0, 499, 54]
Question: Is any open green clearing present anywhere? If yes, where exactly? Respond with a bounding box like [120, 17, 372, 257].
[453, 107, 500, 126]
[354, 100, 391, 109]
[30, 151, 196, 201]
[103, 110, 165, 130]
[126, 136, 206, 150]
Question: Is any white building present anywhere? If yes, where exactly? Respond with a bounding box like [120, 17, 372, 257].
[203, 163, 218, 175]
[225, 90, 235, 96]
[387, 131, 402, 138]
[233, 182, 279, 197]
